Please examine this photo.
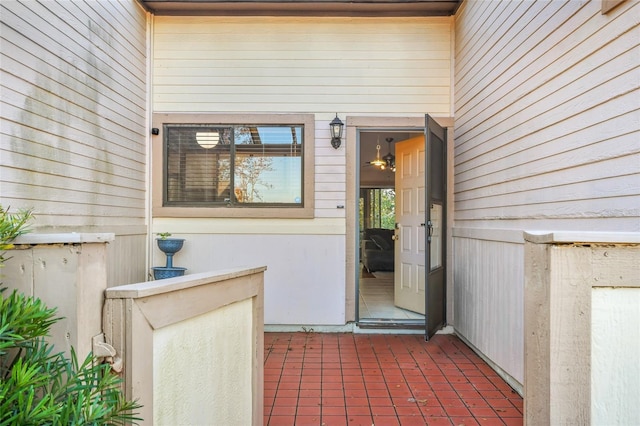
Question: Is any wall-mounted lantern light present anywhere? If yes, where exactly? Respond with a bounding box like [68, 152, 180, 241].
[329, 114, 344, 149]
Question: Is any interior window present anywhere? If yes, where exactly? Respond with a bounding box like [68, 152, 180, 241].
[360, 188, 395, 230]
[164, 124, 303, 207]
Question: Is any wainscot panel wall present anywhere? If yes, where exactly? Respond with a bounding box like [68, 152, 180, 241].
[152, 16, 454, 325]
[0, 0, 149, 285]
[453, 228, 524, 389]
[151, 229, 345, 325]
[453, 0, 639, 387]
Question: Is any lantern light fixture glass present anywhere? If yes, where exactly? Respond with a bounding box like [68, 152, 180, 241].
[329, 114, 344, 149]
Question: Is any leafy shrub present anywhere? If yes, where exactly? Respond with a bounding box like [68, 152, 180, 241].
[0, 206, 33, 267]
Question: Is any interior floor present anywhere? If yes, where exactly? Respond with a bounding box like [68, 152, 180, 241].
[359, 266, 424, 320]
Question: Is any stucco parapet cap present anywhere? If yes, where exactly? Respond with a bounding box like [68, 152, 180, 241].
[523, 231, 640, 245]
[106, 265, 267, 299]
[12, 233, 115, 245]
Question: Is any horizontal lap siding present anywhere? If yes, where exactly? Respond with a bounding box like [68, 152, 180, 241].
[153, 17, 451, 114]
[452, 0, 639, 388]
[152, 16, 452, 218]
[454, 0, 640, 231]
[0, 0, 148, 230]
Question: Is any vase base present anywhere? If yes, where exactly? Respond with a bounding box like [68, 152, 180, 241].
[151, 267, 187, 280]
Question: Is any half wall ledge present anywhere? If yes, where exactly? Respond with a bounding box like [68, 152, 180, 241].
[105, 265, 267, 299]
[12, 232, 115, 245]
[523, 230, 640, 245]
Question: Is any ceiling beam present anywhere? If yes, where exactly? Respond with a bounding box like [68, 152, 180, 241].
[139, 0, 462, 16]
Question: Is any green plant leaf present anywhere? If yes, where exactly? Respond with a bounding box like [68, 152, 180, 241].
[0, 291, 142, 425]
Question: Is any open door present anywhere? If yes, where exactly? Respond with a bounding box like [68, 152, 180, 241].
[394, 135, 426, 314]
[425, 114, 447, 339]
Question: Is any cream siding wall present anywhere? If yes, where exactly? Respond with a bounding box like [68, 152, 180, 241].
[153, 17, 451, 114]
[453, 0, 639, 386]
[0, 0, 148, 285]
[152, 16, 453, 324]
[153, 16, 452, 220]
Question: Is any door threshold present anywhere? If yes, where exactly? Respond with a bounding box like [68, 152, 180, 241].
[357, 318, 424, 329]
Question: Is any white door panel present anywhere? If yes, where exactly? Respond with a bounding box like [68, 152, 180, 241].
[394, 135, 426, 314]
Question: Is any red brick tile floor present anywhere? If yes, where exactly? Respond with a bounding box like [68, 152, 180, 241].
[265, 332, 523, 426]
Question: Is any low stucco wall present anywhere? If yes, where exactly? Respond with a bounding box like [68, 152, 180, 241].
[591, 286, 640, 423]
[104, 266, 265, 425]
[154, 299, 253, 424]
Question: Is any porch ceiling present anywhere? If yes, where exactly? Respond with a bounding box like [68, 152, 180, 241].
[139, 0, 462, 16]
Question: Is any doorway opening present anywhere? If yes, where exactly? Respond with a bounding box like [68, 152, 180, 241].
[357, 129, 425, 327]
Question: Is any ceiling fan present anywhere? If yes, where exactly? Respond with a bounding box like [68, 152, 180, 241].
[380, 138, 396, 172]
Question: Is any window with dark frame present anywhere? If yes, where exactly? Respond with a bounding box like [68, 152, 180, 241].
[164, 124, 304, 207]
[359, 188, 395, 231]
